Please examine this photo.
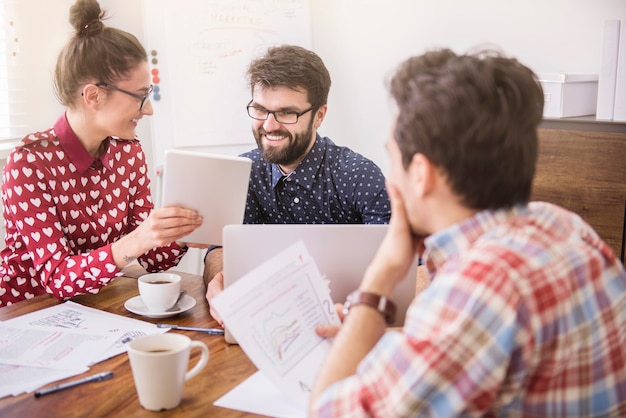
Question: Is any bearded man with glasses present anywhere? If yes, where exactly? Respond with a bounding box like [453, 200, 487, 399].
[203, 45, 391, 326]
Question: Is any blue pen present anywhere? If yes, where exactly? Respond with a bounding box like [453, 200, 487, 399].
[34, 371, 114, 397]
[157, 324, 225, 335]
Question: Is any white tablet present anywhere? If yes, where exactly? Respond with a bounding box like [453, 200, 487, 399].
[161, 149, 252, 246]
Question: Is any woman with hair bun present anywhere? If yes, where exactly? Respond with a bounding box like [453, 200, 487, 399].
[0, 0, 203, 306]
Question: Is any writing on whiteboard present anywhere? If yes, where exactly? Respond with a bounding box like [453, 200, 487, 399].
[146, 0, 311, 148]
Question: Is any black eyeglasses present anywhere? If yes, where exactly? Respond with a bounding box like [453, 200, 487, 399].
[246, 100, 313, 124]
[96, 82, 154, 111]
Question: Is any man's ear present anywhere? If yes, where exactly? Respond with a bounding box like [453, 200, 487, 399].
[313, 104, 328, 129]
[81, 84, 101, 109]
[409, 153, 436, 197]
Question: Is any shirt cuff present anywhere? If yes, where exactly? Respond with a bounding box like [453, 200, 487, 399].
[203, 245, 223, 262]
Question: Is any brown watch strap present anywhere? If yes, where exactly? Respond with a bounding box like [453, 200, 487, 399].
[343, 290, 396, 325]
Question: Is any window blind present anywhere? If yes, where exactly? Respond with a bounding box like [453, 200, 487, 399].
[0, 0, 26, 142]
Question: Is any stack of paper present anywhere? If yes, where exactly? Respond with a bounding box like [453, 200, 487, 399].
[0, 301, 166, 398]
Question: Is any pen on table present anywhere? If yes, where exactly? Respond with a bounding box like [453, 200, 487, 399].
[157, 324, 225, 335]
[34, 371, 114, 398]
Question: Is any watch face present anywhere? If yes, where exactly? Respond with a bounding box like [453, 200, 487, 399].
[342, 292, 355, 317]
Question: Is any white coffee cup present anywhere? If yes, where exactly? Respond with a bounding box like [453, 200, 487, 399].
[138, 272, 182, 312]
[127, 333, 209, 411]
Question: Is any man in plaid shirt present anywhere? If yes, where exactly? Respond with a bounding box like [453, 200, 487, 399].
[309, 48, 626, 417]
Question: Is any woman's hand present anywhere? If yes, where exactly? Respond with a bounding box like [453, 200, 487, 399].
[112, 207, 202, 267]
[133, 207, 203, 249]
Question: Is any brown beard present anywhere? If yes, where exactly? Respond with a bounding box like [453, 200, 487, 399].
[253, 117, 315, 166]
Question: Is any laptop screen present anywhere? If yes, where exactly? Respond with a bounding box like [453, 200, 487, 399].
[222, 224, 420, 343]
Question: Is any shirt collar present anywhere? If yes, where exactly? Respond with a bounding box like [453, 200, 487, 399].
[271, 165, 286, 188]
[423, 205, 525, 273]
[270, 134, 325, 190]
[53, 113, 113, 174]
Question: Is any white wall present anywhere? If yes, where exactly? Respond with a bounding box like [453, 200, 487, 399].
[8, 0, 626, 273]
[10, 0, 154, 186]
[14, 0, 626, 174]
[311, 0, 626, 172]
[135, 0, 626, 174]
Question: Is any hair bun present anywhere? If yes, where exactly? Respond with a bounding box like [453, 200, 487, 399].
[69, 0, 106, 37]
[79, 18, 103, 36]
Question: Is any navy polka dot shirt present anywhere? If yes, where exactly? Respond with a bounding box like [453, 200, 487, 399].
[241, 135, 391, 224]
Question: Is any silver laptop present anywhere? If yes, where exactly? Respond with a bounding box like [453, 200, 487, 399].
[222, 224, 420, 344]
[161, 149, 252, 246]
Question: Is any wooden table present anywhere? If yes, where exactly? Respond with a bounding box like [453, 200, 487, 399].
[0, 265, 263, 417]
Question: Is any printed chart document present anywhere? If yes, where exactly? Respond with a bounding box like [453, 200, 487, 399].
[212, 240, 341, 413]
[0, 320, 115, 398]
[5, 301, 167, 362]
[0, 300, 166, 398]
[0, 324, 115, 370]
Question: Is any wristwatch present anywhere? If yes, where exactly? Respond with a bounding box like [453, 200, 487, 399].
[342, 290, 396, 325]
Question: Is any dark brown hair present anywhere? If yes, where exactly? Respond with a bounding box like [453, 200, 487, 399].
[53, 0, 147, 107]
[246, 45, 331, 109]
[388, 48, 544, 210]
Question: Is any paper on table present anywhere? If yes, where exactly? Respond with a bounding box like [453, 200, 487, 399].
[0, 364, 87, 398]
[212, 240, 341, 408]
[0, 300, 168, 399]
[4, 300, 167, 362]
[214, 371, 305, 418]
[0, 321, 113, 399]
[0, 325, 118, 370]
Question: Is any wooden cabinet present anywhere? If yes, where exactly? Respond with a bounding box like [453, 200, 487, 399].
[533, 118, 626, 263]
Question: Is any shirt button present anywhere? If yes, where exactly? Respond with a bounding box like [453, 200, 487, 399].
[293, 197, 300, 204]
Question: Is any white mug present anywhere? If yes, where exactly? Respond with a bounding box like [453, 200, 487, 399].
[138, 272, 181, 312]
[127, 333, 209, 411]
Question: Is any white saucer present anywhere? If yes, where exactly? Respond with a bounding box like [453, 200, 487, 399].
[124, 294, 196, 318]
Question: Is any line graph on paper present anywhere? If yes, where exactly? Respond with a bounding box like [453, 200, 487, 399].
[213, 241, 341, 387]
[266, 314, 300, 361]
[247, 269, 328, 376]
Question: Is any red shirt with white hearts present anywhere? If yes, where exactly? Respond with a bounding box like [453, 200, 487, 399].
[0, 114, 187, 306]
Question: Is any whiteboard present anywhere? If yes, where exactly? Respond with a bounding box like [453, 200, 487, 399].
[143, 0, 311, 156]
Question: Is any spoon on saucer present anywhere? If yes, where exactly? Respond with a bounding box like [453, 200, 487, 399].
[166, 291, 186, 312]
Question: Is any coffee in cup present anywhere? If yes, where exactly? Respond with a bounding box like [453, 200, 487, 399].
[128, 333, 209, 411]
[138, 272, 182, 312]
